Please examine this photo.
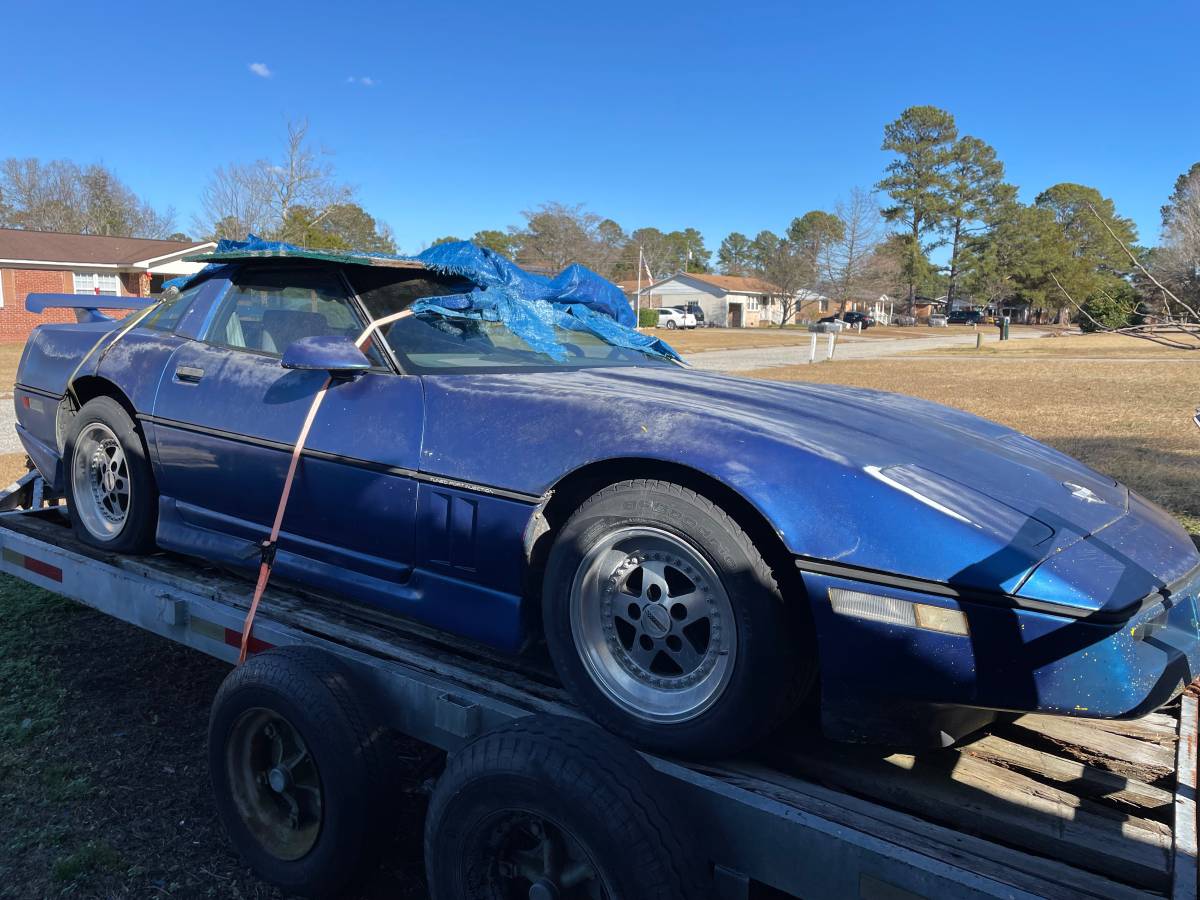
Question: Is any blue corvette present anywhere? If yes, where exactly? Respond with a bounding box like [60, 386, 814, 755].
[13, 241, 1200, 756]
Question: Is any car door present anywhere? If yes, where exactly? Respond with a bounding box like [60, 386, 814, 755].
[149, 265, 424, 591]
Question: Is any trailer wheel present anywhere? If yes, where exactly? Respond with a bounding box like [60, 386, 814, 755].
[208, 647, 393, 897]
[424, 715, 707, 900]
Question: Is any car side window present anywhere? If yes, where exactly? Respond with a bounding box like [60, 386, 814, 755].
[142, 284, 201, 332]
[205, 269, 383, 364]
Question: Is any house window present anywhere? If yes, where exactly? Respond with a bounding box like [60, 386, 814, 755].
[747, 296, 759, 312]
[73, 272, 121, 296]
[819, 299, 829, 313]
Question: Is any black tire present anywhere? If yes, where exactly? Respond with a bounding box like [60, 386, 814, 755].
[542, 480, 815, 758]
[665, 320, 677, 329]
[424, 715, 708, 900]
[208, 647, 394, 898]
[63, 395, 157, 552]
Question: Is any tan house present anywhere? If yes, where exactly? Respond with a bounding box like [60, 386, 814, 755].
[0, 229, 214, 342]
[641, 273, 831, 327]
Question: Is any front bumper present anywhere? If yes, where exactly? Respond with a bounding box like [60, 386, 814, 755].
[800, 562, 1200, 745]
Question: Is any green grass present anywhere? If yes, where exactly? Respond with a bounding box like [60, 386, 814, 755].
[51, 840, 124, 883]
[0, 583, 76, 751]
[41, 764, 91, 802]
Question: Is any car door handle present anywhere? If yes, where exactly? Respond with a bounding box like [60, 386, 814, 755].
[175, 365, 205, 384]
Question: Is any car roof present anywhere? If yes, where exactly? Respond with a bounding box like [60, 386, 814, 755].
[188, 245, 429, 271]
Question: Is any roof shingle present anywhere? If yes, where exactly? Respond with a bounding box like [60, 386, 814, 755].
[0, 228, 209, 266]
[677, 272, 782, 294]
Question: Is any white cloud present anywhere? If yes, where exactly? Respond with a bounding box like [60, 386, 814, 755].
[346, 76, 376, 87]
[248, 62, 273, 78]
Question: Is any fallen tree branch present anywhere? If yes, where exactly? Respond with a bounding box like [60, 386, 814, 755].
[1050, 273, 1200, 349]
[1087, 202, 1200, 323]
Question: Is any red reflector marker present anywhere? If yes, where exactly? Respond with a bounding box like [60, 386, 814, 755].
[2, 548, 63, 582]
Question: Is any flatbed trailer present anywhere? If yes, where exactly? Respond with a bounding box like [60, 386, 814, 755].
[1, 475, 1196, 899]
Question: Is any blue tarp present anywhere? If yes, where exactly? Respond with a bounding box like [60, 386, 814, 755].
[168, 235, 679, 362]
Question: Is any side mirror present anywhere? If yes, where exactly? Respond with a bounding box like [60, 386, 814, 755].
[281, 335, 372, 376]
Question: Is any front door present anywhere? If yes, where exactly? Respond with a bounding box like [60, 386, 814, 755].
[729, 302, 743, 328]
[149, 266, 424, 589]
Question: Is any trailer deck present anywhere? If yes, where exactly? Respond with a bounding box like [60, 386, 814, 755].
[0, 499, 1195, 899]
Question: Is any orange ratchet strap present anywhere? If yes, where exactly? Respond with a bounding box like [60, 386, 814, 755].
[237, 309, 413, 664]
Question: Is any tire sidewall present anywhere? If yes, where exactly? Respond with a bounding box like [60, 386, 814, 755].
[63, 396, 156, 552]
[542, 483, 797, 755]
[426, 717, 706, 900]
[208, 680, 372, 896]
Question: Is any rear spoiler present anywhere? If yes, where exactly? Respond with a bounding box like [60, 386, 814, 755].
[26, 293, 154, 324]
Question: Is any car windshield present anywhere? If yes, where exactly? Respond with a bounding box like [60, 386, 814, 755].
[348, 266, 673, 373]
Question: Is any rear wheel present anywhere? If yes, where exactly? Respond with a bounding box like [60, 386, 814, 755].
[542, 479, 815, 757]
[665, 320, 677, 329]
[63, 396, 157, 552]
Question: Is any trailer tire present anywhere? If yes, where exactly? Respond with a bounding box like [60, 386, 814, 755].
[424, 715, 708, 900]
[63, 396, 157, 552]
[208, 647, 393, 898]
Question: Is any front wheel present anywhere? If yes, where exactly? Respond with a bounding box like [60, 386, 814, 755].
[665, 320, 677, 329]
[63, 396, 157, 552]
[542, 480, 815, 757]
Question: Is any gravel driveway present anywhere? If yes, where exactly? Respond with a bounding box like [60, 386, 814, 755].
[0, 392, 21, 455]
[683, 328, 1051, 372]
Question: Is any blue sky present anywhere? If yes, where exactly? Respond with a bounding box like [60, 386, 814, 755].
[2, 0, 1197, 255]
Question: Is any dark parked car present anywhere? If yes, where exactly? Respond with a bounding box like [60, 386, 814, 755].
[841, 311, 875, 329]
[819, 311, 874, 329]
[672, 302, 705, 326]
[15, 239, 1200, 757]
[947, 310, 984, 325]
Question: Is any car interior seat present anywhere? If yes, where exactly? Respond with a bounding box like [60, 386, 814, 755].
[260, 309, 333, 354]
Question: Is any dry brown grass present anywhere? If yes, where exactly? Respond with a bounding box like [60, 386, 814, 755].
[922, 331, 1194, 360]
[0, 453, 29, 487]
[658, 325, 941, 354]
[748, 353, 1200, 534]
[0, 343, 24, 391]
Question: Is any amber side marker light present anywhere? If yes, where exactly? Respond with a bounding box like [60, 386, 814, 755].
[828, 587, 970, 636]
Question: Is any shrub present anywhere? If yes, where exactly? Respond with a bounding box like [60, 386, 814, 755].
[1079, 284, 1135, 332]
[638, 308, 660, 328]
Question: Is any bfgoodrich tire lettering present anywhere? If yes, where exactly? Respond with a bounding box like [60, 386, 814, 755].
[542, 479, 815, 758]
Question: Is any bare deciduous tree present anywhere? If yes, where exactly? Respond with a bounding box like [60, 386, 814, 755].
[194, 119, 351, 241]
[826, 188, 884, 311]
[1155, 163, 1200, 312]
[0, 157, 176, 237]
[512, 202, 628, 277]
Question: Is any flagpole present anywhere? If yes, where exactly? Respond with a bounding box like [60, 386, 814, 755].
[636, 246, 643, 330]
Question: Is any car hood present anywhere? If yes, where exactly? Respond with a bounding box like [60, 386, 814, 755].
[581, 365, 1125, 533]
[556, 366, 1197, 613]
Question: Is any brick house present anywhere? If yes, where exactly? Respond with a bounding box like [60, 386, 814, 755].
[0, 229, 214, 342]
